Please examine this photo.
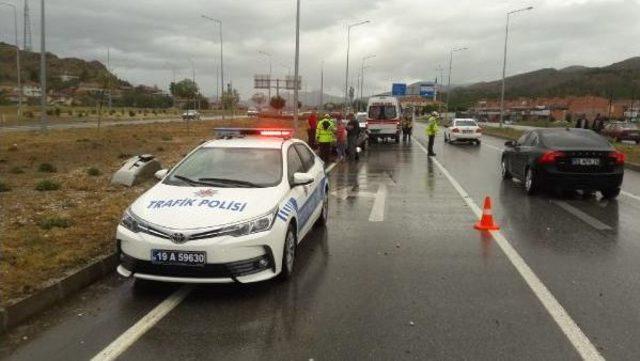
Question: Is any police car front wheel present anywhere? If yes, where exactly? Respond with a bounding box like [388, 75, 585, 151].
[279, 225, 297, 280]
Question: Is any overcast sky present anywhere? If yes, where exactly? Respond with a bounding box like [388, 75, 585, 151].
[2, 0, 640, 100]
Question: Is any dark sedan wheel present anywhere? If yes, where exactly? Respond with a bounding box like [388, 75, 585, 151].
[601, 187, 621, 199]
[501, 158, 512, 180]
[524, 167, 539, 195]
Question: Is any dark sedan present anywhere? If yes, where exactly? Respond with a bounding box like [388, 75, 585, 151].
[501, 128, 625, 198]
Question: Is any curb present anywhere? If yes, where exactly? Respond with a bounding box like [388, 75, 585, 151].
[483, 132, 640, 172]
[0, 253, 118, 334]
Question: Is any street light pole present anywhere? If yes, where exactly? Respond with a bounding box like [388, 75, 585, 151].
[445, 47, 467, 122]
[0, 2, 21, 122]
[359, 54, 375, 111]
[499, 6, 533, 127]
[293, 0, 301, 133]
[39, 0, 46, 131]
[202, 14, 224, 119]
[344, 20, 369, 113]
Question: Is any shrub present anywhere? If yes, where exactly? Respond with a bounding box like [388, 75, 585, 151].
[67, 109, 74, 116]
[25, 111, 34, 118]
[0, 180, 10, 192]
[38, 163, 57, 173]
[9, 166, 24, 174]
[91, 109, 97, 115]
[87, 167, 101, 176]
[54, 107, 61, 116]
[46, 109, 54, 116]
[161, 135, 172, 141]
[129, 110, 136, 117]
[35, 179, 60, 191]
[38, 216, 72, 230]
[156, 146, 165, 152]
[118, 152, 132, 159]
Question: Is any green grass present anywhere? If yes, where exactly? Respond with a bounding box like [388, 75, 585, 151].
[0, 180, 10, 192]
[38, 217, 73, 230]
[86, 167, 102, 176]
[35, 179, 61, 191]
[38, 163, 57, 173]
[9, 166, 24, 174]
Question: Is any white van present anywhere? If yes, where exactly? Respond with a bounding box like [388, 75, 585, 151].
[366, 96, 401, 143]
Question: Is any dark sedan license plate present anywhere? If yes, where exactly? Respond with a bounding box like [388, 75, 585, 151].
[571, 158, 600, 166]
[151, 250, 206, 266]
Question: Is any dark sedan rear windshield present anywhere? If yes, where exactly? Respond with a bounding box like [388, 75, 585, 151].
[540, 130, 609, 149]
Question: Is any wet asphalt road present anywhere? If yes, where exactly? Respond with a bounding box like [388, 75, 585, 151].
[2, 128, 640, 360]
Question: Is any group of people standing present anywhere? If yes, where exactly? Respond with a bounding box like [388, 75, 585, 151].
[307, 112, 361, 163]
[575, 113, 605, 134]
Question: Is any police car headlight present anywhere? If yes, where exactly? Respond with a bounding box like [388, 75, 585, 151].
[220, 207, 278, 237]
[120, 209, 141, 233]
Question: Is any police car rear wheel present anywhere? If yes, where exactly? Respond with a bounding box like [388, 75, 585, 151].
[279, 225, 296, 280]
[316, 192, 329, 227]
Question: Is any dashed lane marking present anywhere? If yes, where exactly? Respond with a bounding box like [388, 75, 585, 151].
[412, 138, 605, 361]
[551, 201, 613, 231]
[368, 183, 387, 222]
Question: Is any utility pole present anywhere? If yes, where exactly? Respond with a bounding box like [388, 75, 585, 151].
[258, 51, 272, 100]
[107, 47, 112, 111]
[344, 20, 369, 113]
[293, 0, 301, 132]
[23, 0, 32, 50]
[446, 47, 467, 122]
[499, 6, 533, 127]
[39, 0, 46, 131]
[202, 14, 224, 120]
[319, 60, 324, 110]
[360, 54, 375, 111]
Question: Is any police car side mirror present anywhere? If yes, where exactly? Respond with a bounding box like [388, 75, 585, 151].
[154, 169, 168, 180]
[292, 172, 314, 187]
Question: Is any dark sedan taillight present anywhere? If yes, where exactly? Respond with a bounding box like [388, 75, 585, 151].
[537, 150, 566, 164]
[609, 150, 626, 165]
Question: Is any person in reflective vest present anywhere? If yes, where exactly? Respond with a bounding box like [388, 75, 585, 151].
[425, 111, 440, 156]
[316, 114, 336, 162]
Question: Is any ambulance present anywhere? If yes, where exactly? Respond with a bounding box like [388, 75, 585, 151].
[366, 96, 402, 143]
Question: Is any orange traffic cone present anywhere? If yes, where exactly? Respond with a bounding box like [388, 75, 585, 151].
[474, 196, 500, 231]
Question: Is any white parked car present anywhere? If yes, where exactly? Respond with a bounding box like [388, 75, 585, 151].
[444, 118, 482, 145]
[116, 128, 329, 284]
[182, 110, 201, 121]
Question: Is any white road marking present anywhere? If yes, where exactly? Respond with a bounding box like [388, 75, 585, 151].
[368, 183, 387, 222]
[326, 162, 338, 174]
[482, 142, 503, 152]
[412, 138, 605, 361]
[551, 201, 613, 231]
[91, 285, 193, 361]
[621, 190, 640, 202]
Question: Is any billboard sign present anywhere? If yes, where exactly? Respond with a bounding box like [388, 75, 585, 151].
[285, 75, 302, 90]
[254, 74, 271, 89]
[391, 83, 407, 96]
[419, 84, 436, 98]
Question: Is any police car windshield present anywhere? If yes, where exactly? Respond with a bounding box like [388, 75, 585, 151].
[166, 147, 282, 188]
[369, 105, 397, 120]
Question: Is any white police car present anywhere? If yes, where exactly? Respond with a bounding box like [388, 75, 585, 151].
[116, 128, 329, 283]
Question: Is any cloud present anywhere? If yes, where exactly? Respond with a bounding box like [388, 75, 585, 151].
[3, 0, 638, 100]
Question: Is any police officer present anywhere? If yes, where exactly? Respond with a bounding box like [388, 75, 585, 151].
[402, 109, 413, 142]
[425, 111, 440, 156]
[316, 114, 336, 162]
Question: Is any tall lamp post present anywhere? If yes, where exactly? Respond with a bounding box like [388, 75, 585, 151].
[0, 2, 21, 122]
[293, 0, 301, 133]
[445, 47, 467, 122]
[258, 50, 272, 100]
[344, 20, 369, 112]
[39, 0, 46, 131]
[202, 14, 224, 120]
[359, 54, 375, 111]
[499, 6, 533, 127]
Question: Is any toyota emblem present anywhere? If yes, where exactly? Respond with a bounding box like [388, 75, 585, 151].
[170, 233, 188, 244]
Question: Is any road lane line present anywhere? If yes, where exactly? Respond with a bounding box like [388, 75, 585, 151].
[368, 183, 387, 222]
[412, 138, 605, 361]
[621, 190, 640, 202]
[551, 201, 612, 231]
[482, 143, 502, 152]
[91, 285, 193, 361]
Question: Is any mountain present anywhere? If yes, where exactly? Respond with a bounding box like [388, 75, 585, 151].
[451, 57, 640, 107]
[0, 42, 126, 89]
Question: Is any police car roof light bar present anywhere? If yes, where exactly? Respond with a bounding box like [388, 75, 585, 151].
[213, 127, 295, 139]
